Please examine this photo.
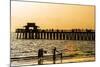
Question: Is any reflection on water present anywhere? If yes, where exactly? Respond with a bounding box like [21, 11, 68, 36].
[11, 33, 95, 58]
[11, 33, 95, 66]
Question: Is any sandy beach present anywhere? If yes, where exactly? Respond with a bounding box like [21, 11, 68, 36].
[11, 33, 95, 66]
[11, 56, 95, 66]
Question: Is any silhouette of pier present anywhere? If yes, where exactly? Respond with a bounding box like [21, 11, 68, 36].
[15, 23, 95, 40]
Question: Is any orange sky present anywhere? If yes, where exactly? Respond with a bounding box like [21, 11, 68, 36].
[11, 1, 95, 32]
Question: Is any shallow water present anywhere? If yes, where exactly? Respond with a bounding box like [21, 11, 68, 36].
[11, 33, 95, 58]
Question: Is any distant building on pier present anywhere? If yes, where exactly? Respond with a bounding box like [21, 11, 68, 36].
[15, 22, 95, 41]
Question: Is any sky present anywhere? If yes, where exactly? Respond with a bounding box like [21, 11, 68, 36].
[11, 1, 95, 32]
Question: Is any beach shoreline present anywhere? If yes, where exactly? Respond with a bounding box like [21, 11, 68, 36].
[11, 55, 95, 66]
[11, 56, 95, 66]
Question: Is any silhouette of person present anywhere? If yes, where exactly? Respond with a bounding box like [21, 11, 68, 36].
[38, 48, 47, 65]
[38, 48, 43, 65]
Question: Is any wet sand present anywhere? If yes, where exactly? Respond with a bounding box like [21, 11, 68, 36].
[11, 56, 95, 66]
[11, 33, 95, 66]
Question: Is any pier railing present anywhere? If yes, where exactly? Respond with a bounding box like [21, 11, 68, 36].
[15, 29, 95, 40]
[15, 23, 95, 40]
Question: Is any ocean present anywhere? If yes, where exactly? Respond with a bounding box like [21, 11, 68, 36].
[11, 32, 95, 66]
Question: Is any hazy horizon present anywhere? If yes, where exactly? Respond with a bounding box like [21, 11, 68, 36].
[11, 1, 95, 32]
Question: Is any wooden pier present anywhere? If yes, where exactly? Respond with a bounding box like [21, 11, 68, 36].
[15, 23, 95, 40]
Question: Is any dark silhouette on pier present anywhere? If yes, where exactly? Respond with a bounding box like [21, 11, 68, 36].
[15, 23, 95, 40]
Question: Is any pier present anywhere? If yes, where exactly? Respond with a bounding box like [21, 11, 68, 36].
[15, 23, 95, 40]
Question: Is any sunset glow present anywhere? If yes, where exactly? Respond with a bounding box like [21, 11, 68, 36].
[11, 1, 95, 32]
